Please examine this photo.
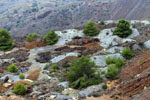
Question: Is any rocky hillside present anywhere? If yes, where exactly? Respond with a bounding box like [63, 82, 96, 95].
[0, 20, 150, 100]
[110, 0, 150, 20]
[0, 0, 150, 37]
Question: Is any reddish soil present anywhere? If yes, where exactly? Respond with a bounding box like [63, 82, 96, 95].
[119, 50, 150, 97]
[27, 68, 41, 81]
[25, 41, 47, 49]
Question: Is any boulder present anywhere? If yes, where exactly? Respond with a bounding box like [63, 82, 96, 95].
[91, 53, 124, 67]
[79, 83, 104, 98]
[144, 40, 150, 48]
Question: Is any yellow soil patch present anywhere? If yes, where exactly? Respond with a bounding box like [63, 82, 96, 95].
[27, 68, 41, 81]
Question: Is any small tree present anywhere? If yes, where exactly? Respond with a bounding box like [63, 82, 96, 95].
[13, 83, 27, 95]
[43, 29, 58, 45]
[67, 56, 102, 89]
[0, 29, 13, 51]
[8, 64, 18, 73]
[105, 64, 119, 80]
[122, 47, 134, 59]
[19, 73, 25, 79]
[113, 19, 132, 38]
[100, 20, 105, 25]
[26, 33, 38, 42]
[83, 21, 100, 36]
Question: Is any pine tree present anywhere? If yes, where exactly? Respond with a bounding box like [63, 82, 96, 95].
[43, 29, 58, 45]
[0, 29, 13, 51]
[83, 21, 99, 36]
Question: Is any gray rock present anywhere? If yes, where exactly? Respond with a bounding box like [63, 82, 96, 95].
[91, 53, 124, 67]
[56, 95, 72, 100]
[58, 81, 69, 88]
[106, 47, 123, 54]
[79, 83, 104, 98]
[128, 28, 140, 38]
[144, 40, 150, 48]
[132, 44, 141, 51]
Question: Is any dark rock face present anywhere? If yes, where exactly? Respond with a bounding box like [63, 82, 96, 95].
[36, 52, 51, 63]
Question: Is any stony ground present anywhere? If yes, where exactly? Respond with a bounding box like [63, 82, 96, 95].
[0, 21, 150, 100]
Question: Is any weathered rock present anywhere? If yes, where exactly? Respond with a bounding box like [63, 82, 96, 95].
[91, 53, 124, 67]
[58, 81, 69, 88]
[79, 83, 104, 98]
[144, 40, 150, 48]
[56, 94, 72, 100]
[7, 95, 22, 100]
[62, 88, 79, 99]
[3, 83, 12, 88]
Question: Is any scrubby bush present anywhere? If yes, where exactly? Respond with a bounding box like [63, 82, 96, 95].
[43, 29, 58, 45]
[113, 19, 132, 38]
[122, 47, 134, 59]
[83, 21, 100, 36]
[106, 57, 124, 68]
[0, 29, 13, 51]
[52, 64, 59, 69]
[50, 69, 54, 73]
[105, 64, 119, 80]
[13, 83, 27, 95]
[67, 56, 102, 89]
[19, 73, 25, 79]
[26, 33, 38, 42]
[29, 81, 35, 86]
[100, 20, 105, 25]
[8, 64, 18, 73]
[148, 19, 150, 22]
[102, 84, 107, 90]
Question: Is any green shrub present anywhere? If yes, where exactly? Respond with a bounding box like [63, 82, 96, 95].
[50, 69, 54, 73]
[113, 19, 132, 38]
[100, 20, 105, 25]
[122, 47, 134, 59]
[52, 64, 59, 69]
[105, 64, 119, 80]
[102, 84, 107, 90]
[8, 64, 18, 73]
[83, 21, 100, 36]
[29, 81, 35, 86]
[26, 33, 38, 42]
[0, 29, 14, 51]
[106, 56, 113, 65]
[19, 73, 25, 79]
[106, 57, 124, 68]
[43, 29, 58, 45]
[13, 83, 27, 95]
[148, 19, 150, 22]
[67, 56, 102, 89]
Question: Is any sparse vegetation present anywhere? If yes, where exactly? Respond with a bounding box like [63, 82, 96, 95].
[102, 84, 107, 90]
[67, 56, 102, 89]
[113, 19, 132, 38]
[43, 29, 59, 45]
[50, 69, 54, 73]
[52, 64, 59, 69]
[83, 21, 100, 36]
[100, 20, 105, 25]
[0, 29, 14, 51]
[122, 47, 134, 59]
[105, 64, 119, 80]
[26, 33, 38, 42]
[19, 73, 25, 79]
[106, 57, 124, 68]
[13, 84, 27, 95]
[8, 64, 18, 73]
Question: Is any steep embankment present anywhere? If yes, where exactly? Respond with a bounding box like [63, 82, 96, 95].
[110, 0, 150, 20]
